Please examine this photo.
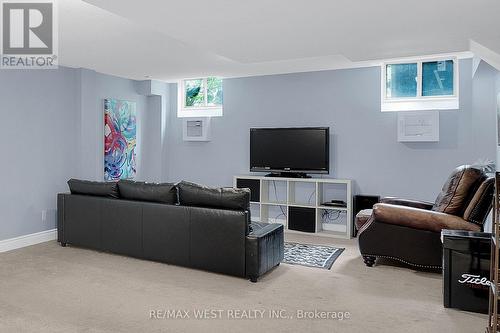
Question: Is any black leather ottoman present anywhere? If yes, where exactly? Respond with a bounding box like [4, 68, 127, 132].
[246, 222, 284, 282]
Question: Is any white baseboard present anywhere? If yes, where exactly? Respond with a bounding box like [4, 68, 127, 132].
[0, 229, 57, 253]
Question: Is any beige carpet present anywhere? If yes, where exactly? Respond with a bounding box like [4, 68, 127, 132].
[0, 234, 486, 333]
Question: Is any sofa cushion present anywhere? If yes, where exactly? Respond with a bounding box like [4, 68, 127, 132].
[67, 179, 119, 198]
[463, 177, 494, 226]
[117, 180, 177, 204]
[177, 181, 250, 211]
[432, 165, 486, 216]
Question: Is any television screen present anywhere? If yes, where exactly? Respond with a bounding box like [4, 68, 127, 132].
[250, 127, 329, 175]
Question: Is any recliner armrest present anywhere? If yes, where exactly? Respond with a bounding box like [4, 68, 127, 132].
[380, 197, 434, 210]
[372, 203, 481, 233]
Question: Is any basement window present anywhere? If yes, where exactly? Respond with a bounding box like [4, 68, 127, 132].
[178, 77, 223, 117]
[381, 58, 458, 112]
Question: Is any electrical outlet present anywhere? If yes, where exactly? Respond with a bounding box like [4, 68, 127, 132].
[42, 210, 47, 222]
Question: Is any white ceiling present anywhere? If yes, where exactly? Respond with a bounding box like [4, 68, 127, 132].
[58, 0, 500, 81]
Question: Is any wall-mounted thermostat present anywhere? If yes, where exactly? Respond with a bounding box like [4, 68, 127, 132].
[183, 117, 211, 141]
[397, 111, 439, 142]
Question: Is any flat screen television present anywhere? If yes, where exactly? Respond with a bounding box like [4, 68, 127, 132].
[250, 127, 329, 177]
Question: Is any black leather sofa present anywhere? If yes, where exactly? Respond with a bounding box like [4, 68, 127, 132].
[57, 179, 284, 282]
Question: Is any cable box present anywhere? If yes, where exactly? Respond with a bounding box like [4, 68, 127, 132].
[322, 201, 347, 208]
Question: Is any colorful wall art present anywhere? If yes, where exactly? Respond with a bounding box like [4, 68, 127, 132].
[104, 98, 137, 180]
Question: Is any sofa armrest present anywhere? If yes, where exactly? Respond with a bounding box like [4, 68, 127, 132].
[246, 223, 284, 282]
[380, 197, 434, 210]
[372, 203, 481, 233]
[57, 193, 65, 243]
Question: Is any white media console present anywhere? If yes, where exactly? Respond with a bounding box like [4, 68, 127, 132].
[234, 175, 352, 239]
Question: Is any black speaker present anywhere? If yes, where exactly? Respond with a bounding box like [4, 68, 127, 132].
[353, 195, 380, 237]
[288, 206, 315, 233]
[236, 179, 260, 202]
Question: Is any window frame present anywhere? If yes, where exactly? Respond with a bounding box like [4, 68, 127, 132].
[177, 77, 223, 117]
[381, 57, 459, 112]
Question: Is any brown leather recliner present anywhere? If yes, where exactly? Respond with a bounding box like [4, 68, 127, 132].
[357, 165, 494, 269]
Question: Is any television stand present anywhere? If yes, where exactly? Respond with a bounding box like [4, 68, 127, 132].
[265, 172, 311, 178]
[234, 175, 353, 239]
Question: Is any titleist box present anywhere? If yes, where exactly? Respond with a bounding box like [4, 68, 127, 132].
[442, 230, 491, 314]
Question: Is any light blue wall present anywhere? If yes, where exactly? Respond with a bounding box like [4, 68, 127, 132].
[0, 67, 163, 241]
[0, 59, 497, 241]
[166, 59, 497, 201]
[0, 68, 78, 240]
[470, 62, 498, 168]
[135, 80, 171, 182]
[76, 69, 149, 181]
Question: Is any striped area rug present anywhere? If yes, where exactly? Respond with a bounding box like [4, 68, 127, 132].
[283, 242, 344, 270]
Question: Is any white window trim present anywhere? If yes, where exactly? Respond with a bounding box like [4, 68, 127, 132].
[381, 57, 459, 112]
[177, 78, 223, 118]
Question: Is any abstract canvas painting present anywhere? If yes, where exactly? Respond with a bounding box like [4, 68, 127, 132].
[104, 98, 137, 180]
